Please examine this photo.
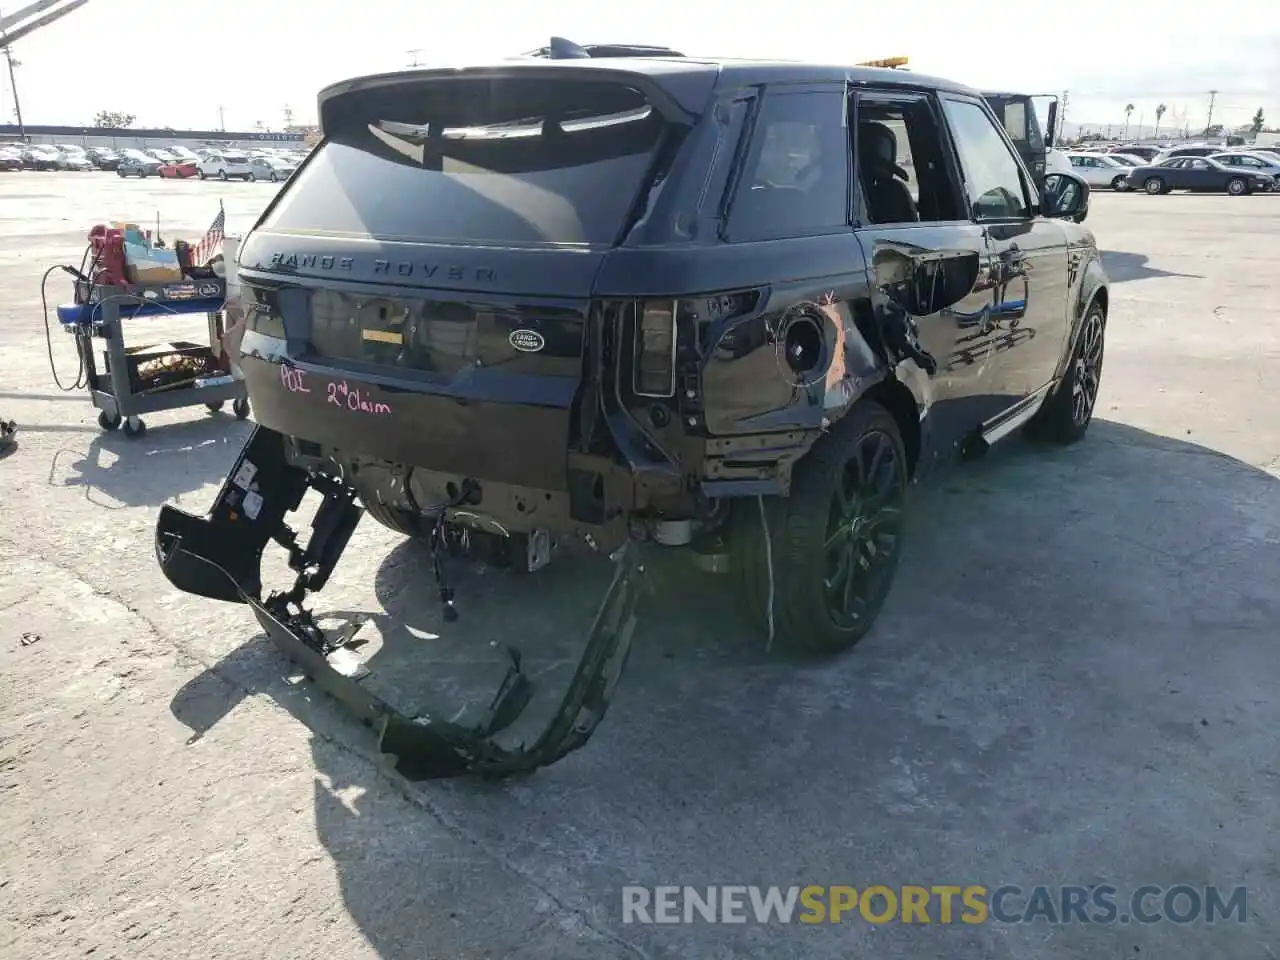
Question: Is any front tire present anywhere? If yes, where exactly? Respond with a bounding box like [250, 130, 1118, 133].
[1144, 177, 1165, 195]
[736, 400, 908, 654]
[1026, 301, 1107, 444]
[247, 172, 257, 182]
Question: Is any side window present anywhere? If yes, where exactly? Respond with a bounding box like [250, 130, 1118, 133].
[854, 93, 966, 225]
[1188, 159, 1210, 170]
[1069, 155, 1083, 167]
[726, 89, 849, 241]
[940, 98, 1030, 220]
[1002, 100, 1027, 142]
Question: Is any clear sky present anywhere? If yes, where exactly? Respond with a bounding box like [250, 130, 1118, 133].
[2, 0, 1276, 133]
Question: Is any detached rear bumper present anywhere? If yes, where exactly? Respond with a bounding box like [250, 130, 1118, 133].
[155, 424, 645, 778]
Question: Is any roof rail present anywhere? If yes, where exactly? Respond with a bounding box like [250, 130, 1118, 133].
[521, 37, 686, 59]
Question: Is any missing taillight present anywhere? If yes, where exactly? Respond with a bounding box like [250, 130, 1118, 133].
[633, 299, 677, 398]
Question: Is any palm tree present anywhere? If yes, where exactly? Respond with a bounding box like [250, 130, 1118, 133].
[1154, 103, 1167, 139]
[1123, 103, 1134, 139]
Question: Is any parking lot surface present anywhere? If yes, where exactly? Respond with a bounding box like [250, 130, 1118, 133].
[1, 173, 1278, 960]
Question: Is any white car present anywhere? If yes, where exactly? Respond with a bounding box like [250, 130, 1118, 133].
[1208, 151, 1280, 187]
[1107, 153, 1147, 167]
[196, 151, 253, 180]
[245, 155, 296, 182]
[166, 145, 200, 162]
[1066, 152, 1133, 191]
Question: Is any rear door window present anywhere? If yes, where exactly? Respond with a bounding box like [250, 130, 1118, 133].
[259, 78, 672, 247]
[725, 88, 850, 241]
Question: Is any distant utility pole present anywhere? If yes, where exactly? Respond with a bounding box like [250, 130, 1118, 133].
[1060, 90, 1070, 135]
[1205, 90, 1218, 134]
[217, 105, 225, 131]
[282, 105, 293, 129]
[406, 48, 423, 67]
[2, 45, 22, 139]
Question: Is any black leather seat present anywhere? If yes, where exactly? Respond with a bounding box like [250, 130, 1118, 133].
[859, 121, 920, 224]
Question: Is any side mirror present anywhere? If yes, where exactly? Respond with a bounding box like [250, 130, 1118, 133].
[1042, 172, 1090, 223]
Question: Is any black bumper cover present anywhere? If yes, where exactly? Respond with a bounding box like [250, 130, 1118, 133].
[154, 424, 644, 778]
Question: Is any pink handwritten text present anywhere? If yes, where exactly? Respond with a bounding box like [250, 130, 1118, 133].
[325, 379, 392, 415]
[280, 364, 311, 393]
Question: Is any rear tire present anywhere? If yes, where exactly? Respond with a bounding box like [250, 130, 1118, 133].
[1110, 175, 1128, 191]
[1226, 177, 1247, 196]
[1144, 177, 1165, 194]
[1026, 300, 1107, 444]
[735, 400, 908, 655]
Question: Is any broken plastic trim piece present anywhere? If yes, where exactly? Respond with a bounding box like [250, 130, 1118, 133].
[154, 424, 645, 779]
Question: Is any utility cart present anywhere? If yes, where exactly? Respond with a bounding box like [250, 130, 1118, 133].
[57, 278, 250, 438]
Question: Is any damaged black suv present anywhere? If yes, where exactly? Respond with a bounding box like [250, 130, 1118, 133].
[157, 48, 1107, 777]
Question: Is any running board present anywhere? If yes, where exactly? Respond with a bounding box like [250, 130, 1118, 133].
[154, 424, 646, 779]
[965, 381, 1055, 458]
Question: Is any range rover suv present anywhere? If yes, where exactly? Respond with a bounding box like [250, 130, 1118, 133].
[156, 50, 1107, 777]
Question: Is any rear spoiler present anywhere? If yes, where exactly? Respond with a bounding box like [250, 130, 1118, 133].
[317, 63, 714, 135]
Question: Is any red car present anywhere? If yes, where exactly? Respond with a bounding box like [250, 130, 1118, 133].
[158, 160, 197, 178]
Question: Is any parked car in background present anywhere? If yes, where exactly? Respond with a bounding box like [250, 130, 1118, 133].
[1252, 146, 1280, 163]
[55, 151, 94, 171]
[21, 146, 61, 170]
[1107, 153, 1146, 167]
[117, 153, 163, 178]
[1109, 144, 1162, 161]
[167, 145, 200, 162]
[0, 148, 22, 171]
[85, 147, 121, 170]
[196, 151, 253, 180]
[1127, 156, 1273, 195]
[1209, 151, 1280, 186]
[246, 155, 296, 181]
[1152, 145, 1220, 164]
[1067, 152, 1133, 190]
[158, 158, 198, 178]
[146, 148, 178, 164]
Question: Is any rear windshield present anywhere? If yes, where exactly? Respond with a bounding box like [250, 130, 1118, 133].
[259, 77, 669, 246]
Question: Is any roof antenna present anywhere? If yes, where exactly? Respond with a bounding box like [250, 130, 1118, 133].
[548, 36, 591, 59]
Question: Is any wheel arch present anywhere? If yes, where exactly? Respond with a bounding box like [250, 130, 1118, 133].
[859, 377, 922, 479]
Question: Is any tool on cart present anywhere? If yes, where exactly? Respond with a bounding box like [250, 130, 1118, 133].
[42, 206, 250, 438]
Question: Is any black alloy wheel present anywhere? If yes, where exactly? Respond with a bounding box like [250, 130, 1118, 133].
[735, 400, 909, 654]
[1071, 307, 1105, 427]
[823, 429, 907, 631]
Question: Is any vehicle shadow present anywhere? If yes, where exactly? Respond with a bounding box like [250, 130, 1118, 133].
[49, 414, 252, 507]
[1100, 250, 1204, 283]
[168, 419, 1280, 960]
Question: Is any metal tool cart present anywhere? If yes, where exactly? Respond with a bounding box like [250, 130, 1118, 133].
[56, 278, 250, 438]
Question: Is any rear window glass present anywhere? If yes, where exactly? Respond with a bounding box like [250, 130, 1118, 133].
[726, 89, 850, 241]
[260, 78, 669, 246]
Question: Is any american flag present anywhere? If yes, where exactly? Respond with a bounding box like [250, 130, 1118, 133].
[190, 205, 226, 267]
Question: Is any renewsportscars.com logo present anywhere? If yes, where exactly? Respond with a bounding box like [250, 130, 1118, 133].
[621, 885, 1248, 925]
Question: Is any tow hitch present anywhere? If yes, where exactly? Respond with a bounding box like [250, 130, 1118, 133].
[155, 425, 645, 779]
